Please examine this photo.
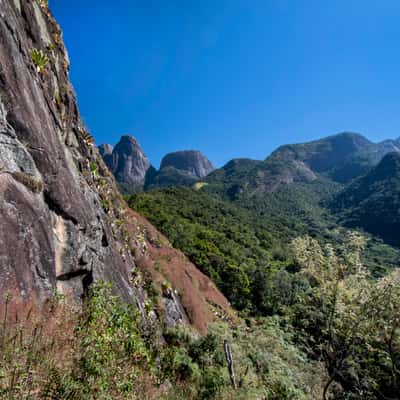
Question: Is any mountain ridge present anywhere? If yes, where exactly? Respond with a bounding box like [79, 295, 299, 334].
[331, 151, 400, 245]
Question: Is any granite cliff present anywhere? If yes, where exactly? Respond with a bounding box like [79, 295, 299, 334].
[0, 0, 232, 334]
[99, 135, 150, 193]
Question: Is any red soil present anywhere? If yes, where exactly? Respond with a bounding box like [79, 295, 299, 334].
[123, 208, 236, 334]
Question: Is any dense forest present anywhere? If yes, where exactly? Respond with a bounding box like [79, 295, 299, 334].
[124, 168, 400, 398]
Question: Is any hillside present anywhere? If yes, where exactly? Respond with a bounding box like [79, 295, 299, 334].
[128, 180, 400, 312]
[205, 132, 400, 198]
[332, 152, 400, 245]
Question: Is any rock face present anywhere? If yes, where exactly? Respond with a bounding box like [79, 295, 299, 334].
[100, 135, 150, 193]
[160, 150, 215, 179]
[144, 150, 215, 189]
[0, 0, 140, 304]
[98, 143, 113, 157]
[0, 0, 233, 334]
[100, 139, 216, 192]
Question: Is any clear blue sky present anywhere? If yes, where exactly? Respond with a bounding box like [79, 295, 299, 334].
[51, 0, 400, 168]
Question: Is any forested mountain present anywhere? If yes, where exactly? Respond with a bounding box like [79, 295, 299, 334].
[332, 152, 400, 245]
[127, 131, 400, 307]
[102, 128, 400, 398]
[205, 132, 400, 197]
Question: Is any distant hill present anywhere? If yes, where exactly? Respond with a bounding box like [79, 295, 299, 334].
[331, 152, 400, 245]
[205, 132, 400, 198]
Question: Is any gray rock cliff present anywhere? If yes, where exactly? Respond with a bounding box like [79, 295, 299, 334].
[0, 0, 142, 306]
[100, 135, 150, 192]
[160, 150, 215, 179]
[0, 0, 232, 334]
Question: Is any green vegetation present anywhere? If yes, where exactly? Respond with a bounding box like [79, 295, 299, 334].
[127, 183, 400, 312]
[145, 166, 198, 190]
[29, 48, 49, 74]
[0, 283, 324, 399]
[80, 128, 94, 145]
[332, 152, 400, 246]
[128, 187, 284, 311]
[291, 233, 400, 399]
[2, 233, 398, 399]
[0, 284, 155, 399]
[38, 0, 49, 9]
[125, 168, 400, 398]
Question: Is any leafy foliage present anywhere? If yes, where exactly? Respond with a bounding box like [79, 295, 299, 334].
[128, 182, 399, 312]
[127, 187, 288, 311]
[0, 283, 327, 400]
[291, 233, 400, 399]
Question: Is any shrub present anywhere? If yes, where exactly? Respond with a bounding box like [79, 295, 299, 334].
[0, 283, 158, 399]
[76, 282, 154, 397]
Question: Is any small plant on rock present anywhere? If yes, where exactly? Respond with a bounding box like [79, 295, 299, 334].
[30, 48, 49, 74]
[80, 128, 94, 145]
[38, 0, 48, 8]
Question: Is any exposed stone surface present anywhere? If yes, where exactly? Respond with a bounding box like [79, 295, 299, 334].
[0, 0, 140, 304]
[0, 0, 233, 333]
[98, 143, 113, 157]
[123, 208, 236, 334]
[100, 135, 150, 192]
[160, 150, 215, 179]
[99, 137, 215, 192]
[143, 150, 215, 190]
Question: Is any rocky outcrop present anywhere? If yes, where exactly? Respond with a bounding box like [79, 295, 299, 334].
[0, 0, 233, 334]
[123, 208, 236, 333]
[0, 0, 142, 305]
[144, 150, 215, 190]
[99, 143, 113, 157]
[160, 150, 215, 179]
[99, 135, 150, 193]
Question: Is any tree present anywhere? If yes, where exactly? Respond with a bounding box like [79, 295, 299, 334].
[292, 233, 400, 399]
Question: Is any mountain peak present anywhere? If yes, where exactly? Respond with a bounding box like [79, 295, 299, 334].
[160, 150, 215, 179]
[98, 143, 113, 157]
[373, 151, 400, 176]
[101, 135, 150, 191]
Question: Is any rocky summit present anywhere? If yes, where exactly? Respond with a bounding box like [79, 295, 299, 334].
[99, 136, 216, 191]
[160, 150, 215, 179]
[99, 135, 151, 193]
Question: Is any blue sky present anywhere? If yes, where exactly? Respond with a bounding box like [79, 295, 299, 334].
[52, 0, 400, 168]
